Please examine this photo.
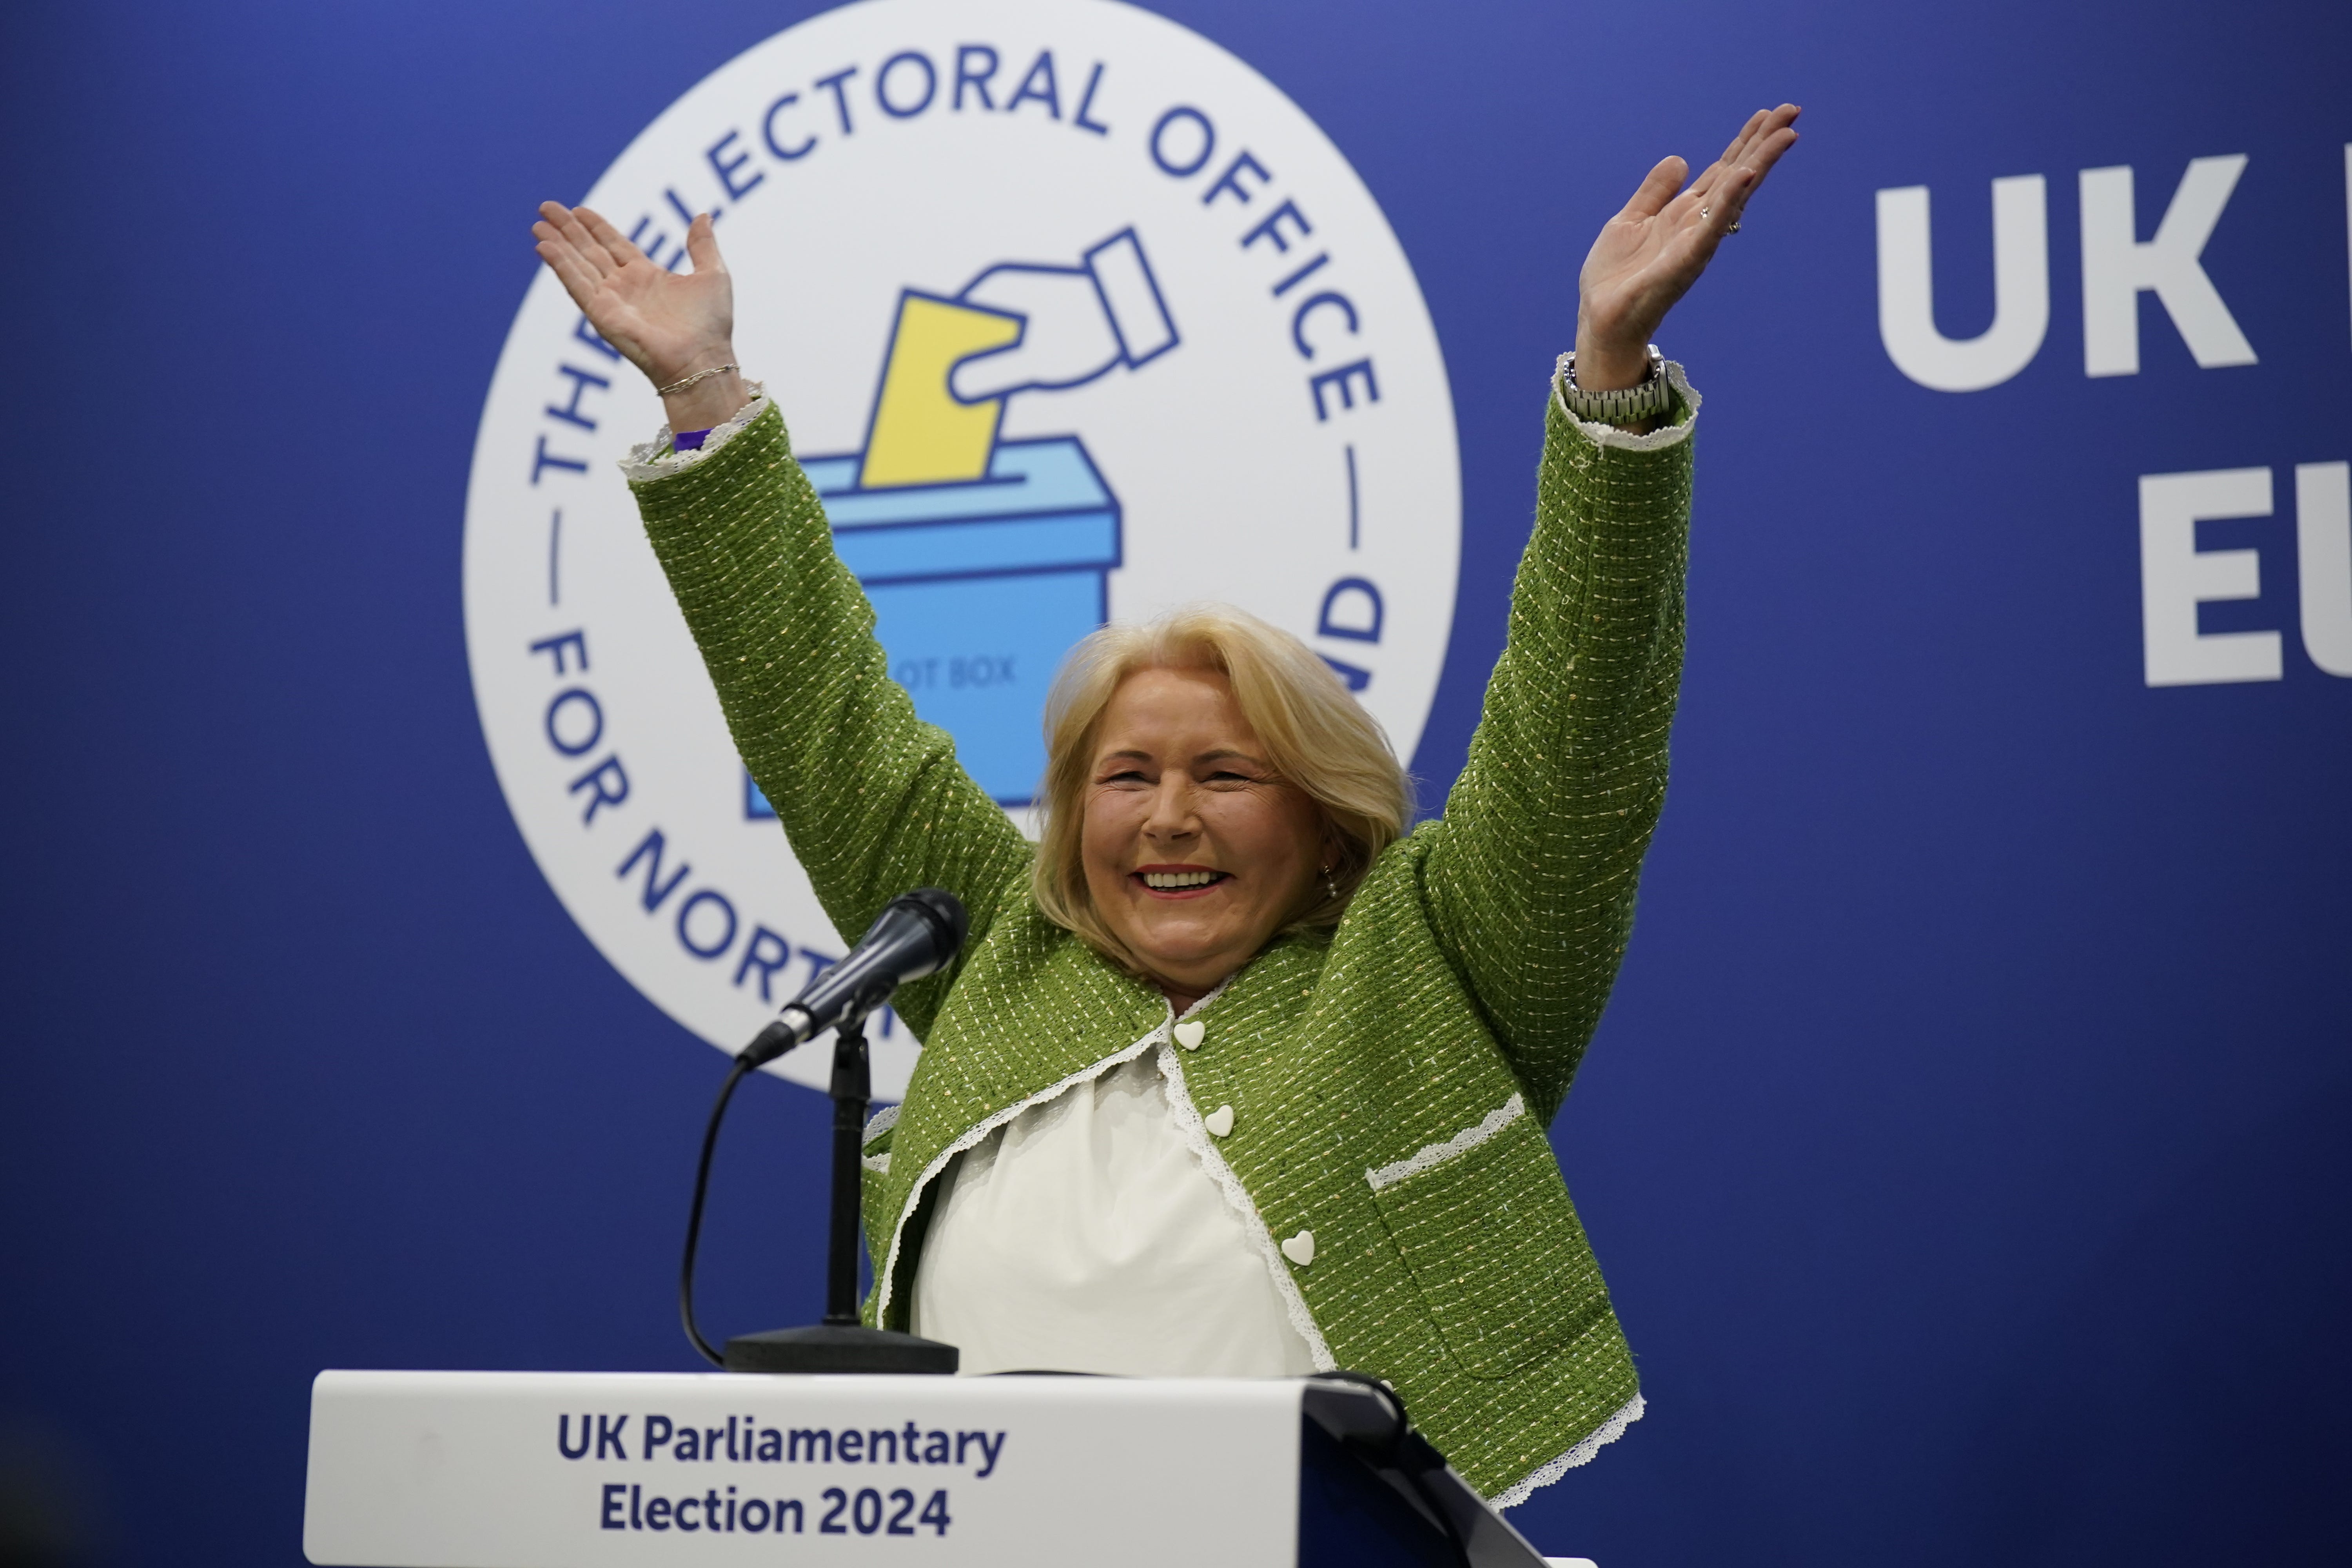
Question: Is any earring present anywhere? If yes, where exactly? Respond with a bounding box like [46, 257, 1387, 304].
[1320, 864, 1339, 901]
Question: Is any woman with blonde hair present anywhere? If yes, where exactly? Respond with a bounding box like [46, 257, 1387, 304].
[533, 102, 1799, 1504]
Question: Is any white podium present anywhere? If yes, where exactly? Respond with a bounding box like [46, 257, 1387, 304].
[303, 1370, 1563, 1567]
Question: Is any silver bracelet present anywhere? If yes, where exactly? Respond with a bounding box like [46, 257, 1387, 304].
[654, 362, 738, 398]
[1557, 345, 1670, 426]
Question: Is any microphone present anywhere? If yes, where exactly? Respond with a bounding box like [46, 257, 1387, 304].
[739, 887, 968, 1067]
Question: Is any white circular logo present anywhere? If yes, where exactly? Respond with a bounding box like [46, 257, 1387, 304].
[465, 0, 1460, 1097]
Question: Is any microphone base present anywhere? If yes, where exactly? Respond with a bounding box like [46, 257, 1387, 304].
[722, 1323, 959, 1376]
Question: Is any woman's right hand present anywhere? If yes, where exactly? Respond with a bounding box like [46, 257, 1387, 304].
[532, 202, 749, 433]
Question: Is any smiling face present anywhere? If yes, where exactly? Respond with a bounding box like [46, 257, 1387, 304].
[1080, 665, 1328, 1004]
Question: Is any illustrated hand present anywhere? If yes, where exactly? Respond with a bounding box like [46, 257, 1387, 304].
[532, 202, 746, 431]
[1575, 105, 1802, 389]
[948, 263, 1123, 403]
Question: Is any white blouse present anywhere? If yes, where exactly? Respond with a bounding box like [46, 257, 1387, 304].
[908, 1041, 1323, 1377]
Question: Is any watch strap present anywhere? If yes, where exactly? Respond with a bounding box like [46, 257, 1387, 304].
[1557, 345, 1670, 425]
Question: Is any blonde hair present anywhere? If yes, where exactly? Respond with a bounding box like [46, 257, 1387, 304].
[1030, 603, 1414, 970]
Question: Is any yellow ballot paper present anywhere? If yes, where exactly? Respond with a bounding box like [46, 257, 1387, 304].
[858, 293, 1025, 489]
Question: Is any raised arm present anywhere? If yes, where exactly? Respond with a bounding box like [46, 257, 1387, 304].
[531, 204, 1031, 1033]
[1419, 108, 1799, 1119]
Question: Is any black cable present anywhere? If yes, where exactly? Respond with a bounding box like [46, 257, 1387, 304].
[679, 1053, 757, 1368]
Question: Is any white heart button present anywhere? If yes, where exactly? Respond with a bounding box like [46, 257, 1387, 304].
[1204, 1105, 1234, 1138]
[1281, 1229, 1316, 1267]
[1172, 1020, 1205, 1050]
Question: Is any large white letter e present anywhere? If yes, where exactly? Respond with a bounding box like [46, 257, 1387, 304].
[2139, 466, 2280, 688]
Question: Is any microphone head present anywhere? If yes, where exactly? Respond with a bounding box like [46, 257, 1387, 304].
[773, 887, 973, 1051]
[897, 886, 969, 970]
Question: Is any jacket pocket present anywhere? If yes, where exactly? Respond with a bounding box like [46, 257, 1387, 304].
[1366, 1096, 1610, 1379]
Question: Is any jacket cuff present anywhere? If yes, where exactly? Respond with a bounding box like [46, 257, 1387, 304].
[1549, 358, 1699, 453]
[618, 383, 773, 484]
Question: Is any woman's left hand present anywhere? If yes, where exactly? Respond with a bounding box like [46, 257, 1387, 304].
[1574, 104, 1802, 390]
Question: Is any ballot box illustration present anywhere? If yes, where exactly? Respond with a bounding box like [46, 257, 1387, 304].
[748, 248, 1172, 813]
[805, 436, 1121, 806]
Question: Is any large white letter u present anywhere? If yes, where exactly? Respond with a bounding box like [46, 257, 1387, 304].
[1876, 175, 2049, 392]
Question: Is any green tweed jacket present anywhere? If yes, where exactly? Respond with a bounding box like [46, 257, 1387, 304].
[628, 367, 1695, 1503]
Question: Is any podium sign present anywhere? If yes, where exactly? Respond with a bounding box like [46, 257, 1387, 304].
[305, 1371, 1302, 1567]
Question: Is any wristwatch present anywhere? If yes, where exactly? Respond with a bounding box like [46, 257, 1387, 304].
[1557, 344, 1670, 426]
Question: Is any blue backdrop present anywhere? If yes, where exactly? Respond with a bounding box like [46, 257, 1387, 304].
[3, 1, 2348, 1563]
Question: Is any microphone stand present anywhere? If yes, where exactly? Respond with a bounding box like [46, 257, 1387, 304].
[722, 1010, 959, 1374]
